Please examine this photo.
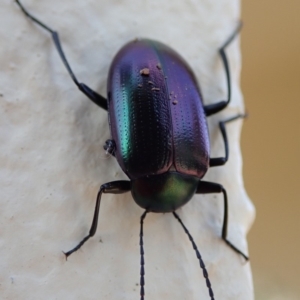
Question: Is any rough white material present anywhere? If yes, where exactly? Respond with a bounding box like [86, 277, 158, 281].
[1, 0, 255, 299]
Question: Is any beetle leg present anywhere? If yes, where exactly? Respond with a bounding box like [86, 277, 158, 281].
[173, 212, 215, 300]
[209, 113, 247, 167]
[204, 22, 242, 117]
[196, 180, 249, 261]
[63, 180, 131, 259]
[15, 0, 108, 110]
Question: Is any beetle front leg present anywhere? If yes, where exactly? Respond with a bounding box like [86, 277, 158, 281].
[209, 113, 246, 167]
[63, 180, 131, 259]
[196, 180, 249, 261]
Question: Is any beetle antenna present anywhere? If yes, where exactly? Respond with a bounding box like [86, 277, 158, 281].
[139, 210, 148, 300]
[173, 212, 215, 300]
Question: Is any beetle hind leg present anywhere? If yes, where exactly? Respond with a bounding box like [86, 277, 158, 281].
[15, 0, 108, 110]
[63, 181, 131, 259]
[196, 180, 249, 261]
[204, 22, 242, 117]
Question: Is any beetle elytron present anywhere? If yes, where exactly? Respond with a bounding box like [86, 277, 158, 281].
[16, 1, 248, 299]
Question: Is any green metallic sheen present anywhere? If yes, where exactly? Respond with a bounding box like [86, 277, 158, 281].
[131, 172, 199, 213]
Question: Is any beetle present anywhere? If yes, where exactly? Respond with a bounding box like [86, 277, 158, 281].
[16, 1, 248, 299]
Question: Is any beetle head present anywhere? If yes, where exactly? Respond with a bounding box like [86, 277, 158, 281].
[131, 172, 199, 213]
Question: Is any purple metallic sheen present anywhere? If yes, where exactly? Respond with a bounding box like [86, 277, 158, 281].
[107, 39, 210, 180]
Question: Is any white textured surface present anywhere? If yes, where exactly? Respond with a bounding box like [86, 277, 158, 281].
[1, 0, 255, 299]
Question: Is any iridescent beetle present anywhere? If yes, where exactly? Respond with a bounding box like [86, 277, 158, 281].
[16, 1, 248, 299]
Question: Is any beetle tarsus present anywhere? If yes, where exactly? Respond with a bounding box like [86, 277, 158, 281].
[224, 239, 249, 261]
[63, 234, 92, 258]
[62, 251, 69, 261]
